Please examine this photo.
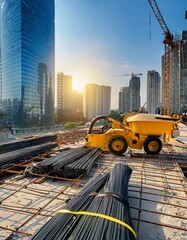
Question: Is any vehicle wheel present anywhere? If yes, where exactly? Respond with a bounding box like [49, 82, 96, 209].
[144, 136, 162, 155]
[108, 136, 128, 155]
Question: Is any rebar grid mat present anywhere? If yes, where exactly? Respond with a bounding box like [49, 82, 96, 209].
[113, 145, 187, 240]
[0, 145, 187, 239]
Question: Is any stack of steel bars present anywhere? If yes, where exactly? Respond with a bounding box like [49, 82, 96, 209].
[0, 143, 57, 168]
[0, 134, 57, 154]
[60, 148, 102, 178]
[31, 147, 91, 174]
[31, 163, 136, 240]
[31, 147, 102, 178]
[70, 163, 135, 240]
[31, 174, 110, 240]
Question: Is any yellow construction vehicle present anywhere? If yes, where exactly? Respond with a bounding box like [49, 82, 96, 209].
[85, 113, 179, 155]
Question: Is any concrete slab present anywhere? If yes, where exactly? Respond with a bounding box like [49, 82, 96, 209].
[0, 143, 187, 239]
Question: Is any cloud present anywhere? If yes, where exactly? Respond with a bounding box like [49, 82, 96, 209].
[122, 61, 131, 68]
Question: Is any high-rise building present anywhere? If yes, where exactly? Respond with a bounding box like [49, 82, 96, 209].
[83, 84, 97, 120]
[0, 1, 2, 104]
[99, 85, 111, 116]
[56, 73, 84, 122]
[57, 72, 72, 121]
[166, 30, 187, 114]
[84, 84, 111, 120]
[161, 55, 164, 112]
[147, 70, 161, 114]
[129, 76, 140, 111]
[57, 73, 72, 111]
[0, 0, 55, 127]
[72, 90, 83, 114]
[119, 87, 130, 113]
[180, 30, 187, 40]
[118, 75, 141, 112]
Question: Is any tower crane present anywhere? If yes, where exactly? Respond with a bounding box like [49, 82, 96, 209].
[111, 73, 142, 77]
[148, 0, 175, 115]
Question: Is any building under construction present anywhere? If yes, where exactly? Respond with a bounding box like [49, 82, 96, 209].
[148, 1, 187, 116]
[168, 30, 187, 114]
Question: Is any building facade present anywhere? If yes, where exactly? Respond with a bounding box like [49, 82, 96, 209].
[169, 31, 187, 114]
[119, 87, 130, 113]
[99, 85, 111, 116]
[57, 73, 84, 122]
[0, 0, 55, 127]
[147, 70, 161, 114]
[72, 90, 83, 114]
[129, 76, 140, 111]
[57, 73, 72, 111]
[84, 84, 111, 120]
[57, 72, 73, 122]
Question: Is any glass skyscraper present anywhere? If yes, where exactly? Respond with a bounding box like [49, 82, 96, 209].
[0, 0, 55, 127]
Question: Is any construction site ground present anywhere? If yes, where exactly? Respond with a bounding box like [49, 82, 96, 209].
[0, 126, 187, 240]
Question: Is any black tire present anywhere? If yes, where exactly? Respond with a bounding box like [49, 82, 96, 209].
[108, 136, 128, 155]
[144, 136, 162, 155]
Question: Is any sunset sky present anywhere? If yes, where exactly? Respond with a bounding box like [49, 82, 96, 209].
[55, 0, 187, 109]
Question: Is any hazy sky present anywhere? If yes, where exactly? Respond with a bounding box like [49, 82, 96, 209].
[55, 0, 187, 109]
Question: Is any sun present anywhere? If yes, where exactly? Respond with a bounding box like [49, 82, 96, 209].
[72, 79, 85, 92]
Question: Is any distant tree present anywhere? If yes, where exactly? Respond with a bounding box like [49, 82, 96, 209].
[108, 110, 123, 122]
[64, 122, 77, 129]
[132, 109, 139, 112]
[56, 109, 84, 124]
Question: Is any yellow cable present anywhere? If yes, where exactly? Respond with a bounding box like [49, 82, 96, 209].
[58, 209, 137, 238]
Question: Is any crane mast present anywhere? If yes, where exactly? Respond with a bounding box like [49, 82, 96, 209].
[148, 0, 175, 115]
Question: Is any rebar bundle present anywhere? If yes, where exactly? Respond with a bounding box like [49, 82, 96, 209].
[31, 147, 102, 178]
[0, 134, 57, 154]
[70, 163, 136, 240]
[0, 143, 57, 168]
[31, 147, 90, 174]
[31, 174, 110, 240]
[31, 163, 136, 240]
[60, 148, 102, 178]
